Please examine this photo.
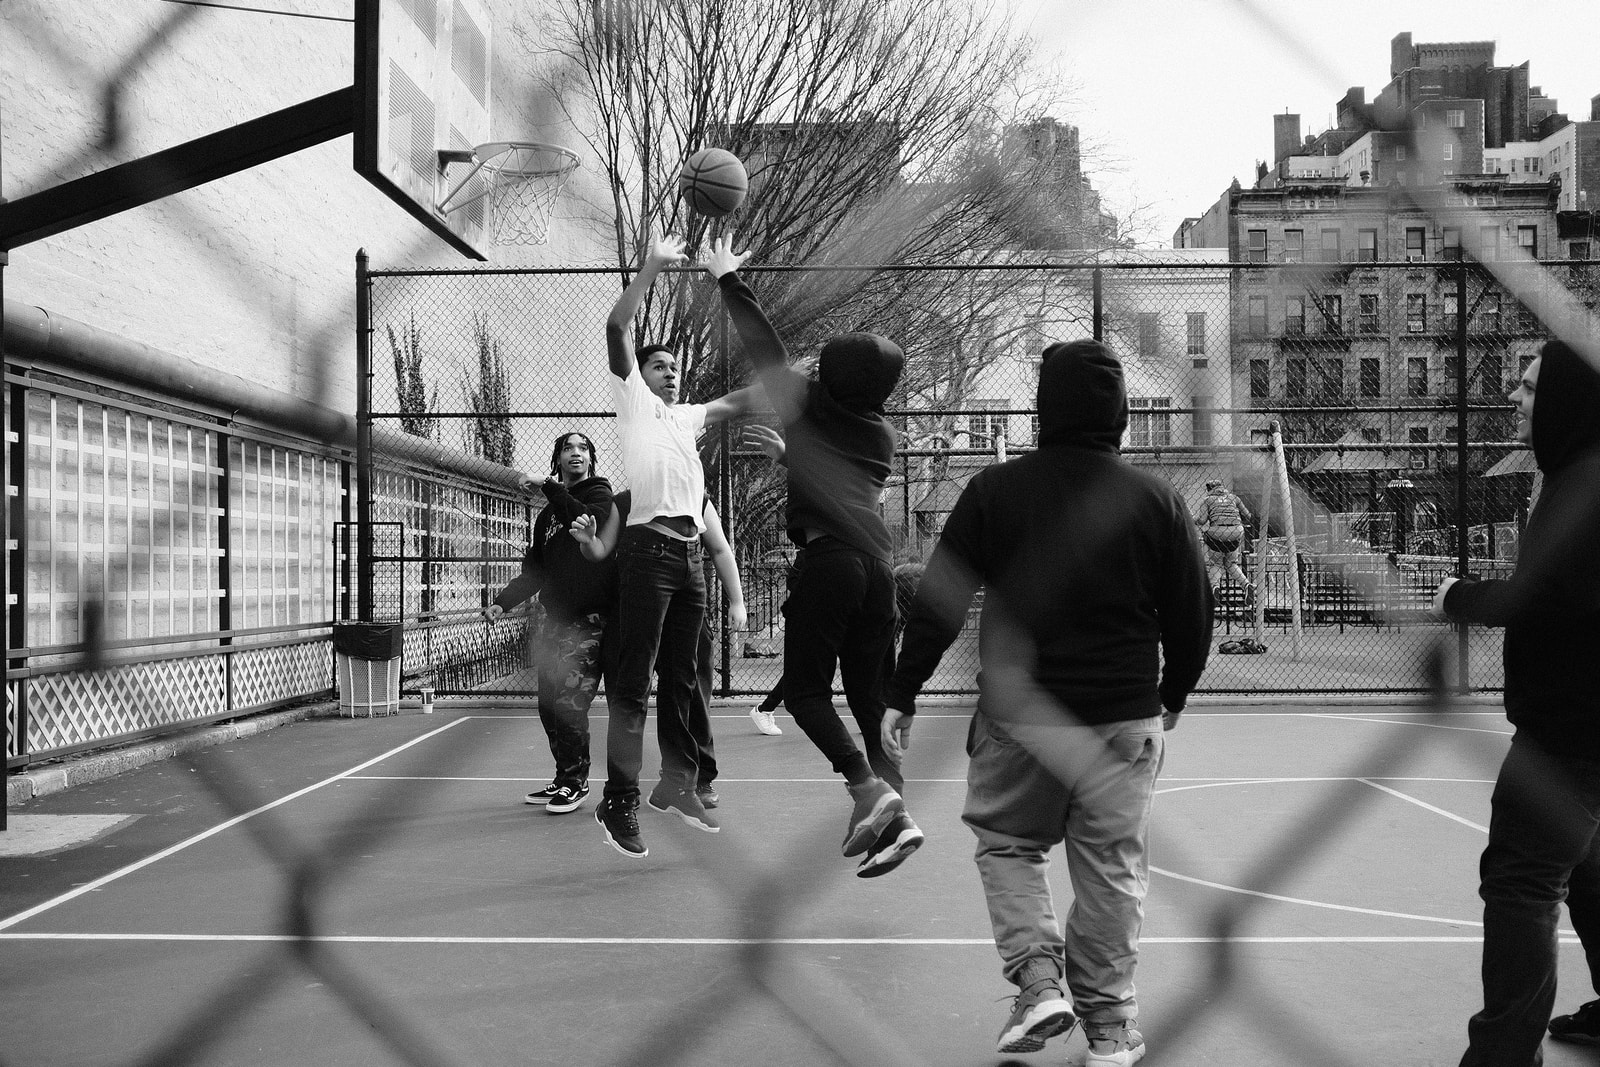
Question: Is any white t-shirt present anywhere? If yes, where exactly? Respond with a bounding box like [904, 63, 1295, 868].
[610, 366, 708, 533]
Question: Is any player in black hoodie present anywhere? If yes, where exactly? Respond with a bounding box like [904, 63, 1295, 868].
[882, 340, 1212, 1062]
[487, 432, 615, 815]
[1436, 340, 1600, 1065]
[702, 235, 923, 879]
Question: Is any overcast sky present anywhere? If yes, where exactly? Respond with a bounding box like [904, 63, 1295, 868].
[1010, 0, 1600, 246]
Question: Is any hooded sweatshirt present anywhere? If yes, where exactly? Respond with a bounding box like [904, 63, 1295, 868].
[494, 475, 616, 622]
[717, 272, 902, 563]
[1442, 340, 1600, 752]
[885, 340, 1214, 724]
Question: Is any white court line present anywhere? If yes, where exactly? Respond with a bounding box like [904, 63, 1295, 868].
[0, 717, 473, 933]
[1358, 778, 1489, 833]
[0, 932, 1576, 946]
[1303, 712, 1512, 736]
[1151, 865, 1482, 927]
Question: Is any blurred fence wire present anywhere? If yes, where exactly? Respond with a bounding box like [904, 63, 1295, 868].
[8, 1, 1600, 1064]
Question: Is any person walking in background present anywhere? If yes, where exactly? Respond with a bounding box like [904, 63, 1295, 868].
[1196, 479, 1252, 600]
[703, 234, 923, 879]
[485, 432, 615, 816]
[1433, 341, 1600, 1066]
[883, 340, 1213, 1063]
[596, 234, 759, 859]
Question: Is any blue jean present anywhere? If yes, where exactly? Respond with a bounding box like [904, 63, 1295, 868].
[1460, 733, 1600, 1067]
[604, 526, 706, 805]
[963, 711, 1164, 1023]
[781, 539, 899, 790]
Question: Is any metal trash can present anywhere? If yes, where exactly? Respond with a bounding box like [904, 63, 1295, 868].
[333, 622, 404, 717]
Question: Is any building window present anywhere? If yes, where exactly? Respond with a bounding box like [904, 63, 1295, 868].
[1476, 351, 1504, 397]
[1249, 359, 1270, 399]
[1443, 142, 1454, 161]
[1314, 357, 1344, 400]
[1443, 291, 1461, 335]
[1359, 356, 1381, 397]
[1446, 108, 1466, 128]
[1518, 225, 1538, 257]
[1286, 358, 1307, 399]
[1320, 294, 1343, 333]
[1191, 394, 1214, 447]
[1186, 312, 1206, 358]
[1442, 226, 1462, 260]
[1479, 292, 1501, 333]
[1407, 356, 1429, 397]
[1283, 229, 1304, 263]
[1361, 426, 1381, 443]
[1396, 144, 1407, 161]
[1136, 313, 1159, 359]
[1479, 224, 1499, 260]
[1358, 293, 1380, 333]
[1248, 295, 1268, 335]
[1406, 293, 1427, 333]
[1406, 227, 1426, 261]
[1320, 228, 1341, 262]
[968, 402, 1007, 447]
[1127, 396, 1172, 448]
[1358, 228, 1379, 261]
[1285, 296, 1305, 334]
[1409, 425, 1431, 468]
[1247, 229, 1267, 263]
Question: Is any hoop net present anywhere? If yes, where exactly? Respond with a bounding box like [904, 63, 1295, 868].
[478, 143, 579, 246]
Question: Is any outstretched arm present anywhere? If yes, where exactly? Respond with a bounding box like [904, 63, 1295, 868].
[702, 385, 763, 426]
[606, 236, 687, 380]
[700, 500, 747, 631]
[573, 503, 622, 562]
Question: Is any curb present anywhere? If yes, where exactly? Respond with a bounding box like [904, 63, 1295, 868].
[6, 702, 341, 808]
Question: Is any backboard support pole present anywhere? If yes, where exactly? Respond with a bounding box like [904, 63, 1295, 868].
[0, 87, 354, 251]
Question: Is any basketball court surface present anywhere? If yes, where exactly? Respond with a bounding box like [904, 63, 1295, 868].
[1, 701, 1592, 1067]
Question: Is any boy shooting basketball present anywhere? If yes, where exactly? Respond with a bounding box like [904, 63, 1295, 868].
[701, 234, 922, 879]
[595, 234, 758, 860]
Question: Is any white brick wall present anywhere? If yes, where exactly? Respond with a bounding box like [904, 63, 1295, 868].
[1, 0, 612, 414]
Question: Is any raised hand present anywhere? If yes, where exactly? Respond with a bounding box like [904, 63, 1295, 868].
[647, 235, 688, 269]
[741, 422, 786, 462]
[569, 513, 598, 545]
[701, 234, 752, 279]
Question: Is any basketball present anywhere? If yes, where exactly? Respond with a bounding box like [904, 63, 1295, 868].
[679, 148, 748, 217]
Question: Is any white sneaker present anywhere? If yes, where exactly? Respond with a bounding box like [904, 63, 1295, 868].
[1084, 1021, 1146, 1067]
[749, 707, 783, 735]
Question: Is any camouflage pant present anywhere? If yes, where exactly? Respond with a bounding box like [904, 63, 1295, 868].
[536, 613, 607, 788]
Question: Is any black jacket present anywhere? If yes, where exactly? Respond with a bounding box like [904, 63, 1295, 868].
[1443, 341, 1600, 751]
[494, 476, 615, 621]
[885, 340, 1213, 724]
[717, 271, 901, 563]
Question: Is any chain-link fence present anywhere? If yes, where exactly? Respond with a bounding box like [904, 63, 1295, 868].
[362, 258, 1580, 697]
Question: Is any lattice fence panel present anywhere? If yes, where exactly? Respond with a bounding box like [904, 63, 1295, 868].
[25, 656, 228, 753]
[231, 640, 334, 709]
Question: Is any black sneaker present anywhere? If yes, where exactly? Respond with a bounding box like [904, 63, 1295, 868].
[1551, 999, 1600, 1044]
[647, 781, 719, 832]
[596, 800, 648, 858]
[696, 784, 719, 809]
[856, 810, 924, 878]
[524, 782, 559, 805]
[545, 782, 589, 814]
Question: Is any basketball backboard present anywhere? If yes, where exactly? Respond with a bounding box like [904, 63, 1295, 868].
[355, 0, 494, 261]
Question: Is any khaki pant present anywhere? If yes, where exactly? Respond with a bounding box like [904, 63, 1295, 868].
[962, 711, 1164, 1024]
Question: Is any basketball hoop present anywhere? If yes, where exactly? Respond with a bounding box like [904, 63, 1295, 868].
[437, 142, 579, 246]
